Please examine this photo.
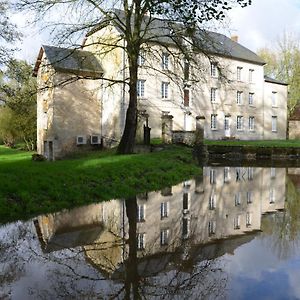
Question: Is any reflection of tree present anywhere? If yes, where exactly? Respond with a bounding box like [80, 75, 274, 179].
[261, 175, 300, 259]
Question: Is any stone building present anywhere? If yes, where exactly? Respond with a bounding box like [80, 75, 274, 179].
[289, 104, 300, 140]
[34, 10, 288, 159]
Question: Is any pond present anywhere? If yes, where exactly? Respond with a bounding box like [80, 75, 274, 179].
[1, 164, 300, 299]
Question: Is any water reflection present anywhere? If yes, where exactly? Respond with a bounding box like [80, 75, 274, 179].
[1, 167, 300, 299]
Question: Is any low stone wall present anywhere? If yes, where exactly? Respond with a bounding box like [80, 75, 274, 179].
[172, 131, 195, 146]
[206, 145, 300, 160]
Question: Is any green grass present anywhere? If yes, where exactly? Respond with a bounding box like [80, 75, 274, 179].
[0, 145, 200, 224]
[204, 139, 300, 147]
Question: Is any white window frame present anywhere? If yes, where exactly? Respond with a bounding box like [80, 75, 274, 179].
[234, 215, 241, 230]
[210, 88, 217, 103]
[137, 233, 145, 250]
[247, 191, 253, 204]
[269, 188, 275, 203]
[249, 116, 255, 131]
[237, 91, 243, 105]
[249, 92, 254, 105]
[235, 193, 241, 206]
[248, 167, 254, 180]
[272, 91, 277, 107]
[249, 69, 254, 83]
[208, 220, 216, 235]
[137, 204, 145, 222]
[224, 167, 231, 183]
[161, 82, 169, 99]
[138, 50, 145, 66]
[162, 52, 169, 70]
[211, 63, 218, 77]
[272, 116, 277, 132]
[160, 202, 169, 219]
[246, 212, 252, 227]
[160, 229, 169, 246]
[137, 79, 145, 97]
[237, 115, 244, 131]
[209, 194, 216, 210]
[210, 168, 217, 184]
[271, 168, 276, 178]
[237, 66, 243, 81]
[211, 114, 217, 130]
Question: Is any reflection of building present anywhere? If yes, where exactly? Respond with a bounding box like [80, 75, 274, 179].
[34, 167, 286, 277]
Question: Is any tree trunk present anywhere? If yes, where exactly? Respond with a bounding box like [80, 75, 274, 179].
[117, 52, 139, 154]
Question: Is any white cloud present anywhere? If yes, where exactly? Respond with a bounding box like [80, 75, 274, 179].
[227, 0, 300, 51]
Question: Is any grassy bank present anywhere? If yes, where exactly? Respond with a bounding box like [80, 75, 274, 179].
[204, 139, 300, 147]
[0, 145, 200, 224]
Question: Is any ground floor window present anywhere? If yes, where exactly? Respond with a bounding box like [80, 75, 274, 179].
[272, 116, 277, 132]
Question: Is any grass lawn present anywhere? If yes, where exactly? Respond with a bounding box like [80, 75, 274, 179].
[204, 139, 300, 147]
[0, 145, 200, 224]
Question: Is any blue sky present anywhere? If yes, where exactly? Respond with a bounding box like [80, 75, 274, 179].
[11, 0, 300, 63]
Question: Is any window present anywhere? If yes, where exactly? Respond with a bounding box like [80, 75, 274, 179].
[247, 191, 253, 204]
[224, 167, 231, 183]
[211, 88, 217, 103]
[272, 91, 277, 106]
[271, 168, 276, 178]
[138, 50, 145, 66]
[224, 116, 230, 131]
[249, 69, 254, 83]
[234, 215, 241, 230]
[137, 204, 145, 222]
[249, 116, 255, 131]
[210, 168, 216, 184]
[236, 167, 243, 181]
[184, 89, 190, 107]
[137, 233, 145, 250]
[246, 212, 252, 227]
[248, 167, 254, 180]
[160, 229, 169, 246]
[272, 116, 277, 132]
[183, 193, 189, 211]
[237, 91, 243, 105]
[211, 63, 218, 77]
[161, 202, 169, 219]
[137, 80, 145, 97]
[249, 93, 254, 105]
[184, 59, 190, 81]
[237, 66, 243, 81]
[161, 82, 169, 99]
[211, 114, 217, 130]
[162, 52, 169, 70]
[182, 217, 190, 238]
[208, 220, 216, 236]
[235, 193, 241, 206]
[237, 115, 244, 130]
[269, 189, 275, 203]
[209, 194, 216, 210]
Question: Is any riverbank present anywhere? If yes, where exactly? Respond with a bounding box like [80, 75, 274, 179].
[0, 145, 200, 224]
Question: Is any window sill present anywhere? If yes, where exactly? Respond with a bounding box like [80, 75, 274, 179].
[211, 128, 218, 131]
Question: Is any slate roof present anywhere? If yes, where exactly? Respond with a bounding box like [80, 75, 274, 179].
[33, 45, 103, 78]
[86, 9, 265, 65]
[264, 75, 288, 86]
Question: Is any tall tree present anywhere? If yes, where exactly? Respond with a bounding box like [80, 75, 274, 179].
[0, 1, 20, 65]
[258, 32, 300, 116]
[17, 0, 251, 154]
[0, 59, 37, 150]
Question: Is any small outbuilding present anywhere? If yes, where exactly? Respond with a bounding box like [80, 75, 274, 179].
[289, 105, 300, 140]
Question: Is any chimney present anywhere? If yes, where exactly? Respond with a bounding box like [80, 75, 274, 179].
[231, 35, 239, 43]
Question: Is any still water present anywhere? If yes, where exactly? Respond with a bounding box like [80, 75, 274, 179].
[1, 165, 300, 299]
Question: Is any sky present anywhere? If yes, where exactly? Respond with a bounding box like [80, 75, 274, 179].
[11, 0, 300, 64]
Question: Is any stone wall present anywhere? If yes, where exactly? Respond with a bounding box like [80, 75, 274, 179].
[172, 131, 195, 146]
